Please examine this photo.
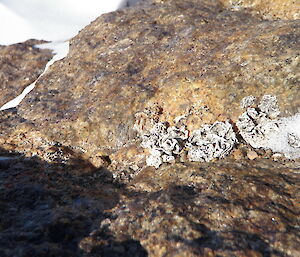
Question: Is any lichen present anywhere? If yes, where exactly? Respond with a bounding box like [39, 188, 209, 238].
[135, 109, 237, 168]
[140, 122, 188, 168]
[237, 95, 300, 159]
[135, 95, 300, 168]
[186, 121, 237, 162]
[236, 106, 279, 149]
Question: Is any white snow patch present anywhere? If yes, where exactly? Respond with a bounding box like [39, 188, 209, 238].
[0, 41, 69, 111]
[0, 0, 142, 45]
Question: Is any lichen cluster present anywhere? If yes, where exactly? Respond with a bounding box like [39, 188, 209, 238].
[135, 111, 237, 168]
[237, 95, 280, 148]
[186, 121, 237, 162]
[136, 95, 300, 168]
[237, 95, 300, 159]
[140, 122, 188, 168]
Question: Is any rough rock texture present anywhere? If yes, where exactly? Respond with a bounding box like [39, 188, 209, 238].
[1, 1, 300, 256]
[0, 39, 53, 107]
[81, 159, 300, 257]
[1, 150, 299, 257]
[220, 0, 300, 20]
[0, 147, 150, 257]
[16, 0, 300, 167]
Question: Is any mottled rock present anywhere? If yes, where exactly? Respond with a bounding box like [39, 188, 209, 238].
[83, 159, 300, 257]
[220, 0, 300, 20]
[1, 2, 299, 257]
[0, 39, 53, 106]
[15, 0, 300, 167]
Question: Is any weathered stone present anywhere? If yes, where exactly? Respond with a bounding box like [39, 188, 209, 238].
[0, 39, 53, 106]
[14, 0, 299, 167]
[83, 159, 300, 257]
[220, 0, 300, 20]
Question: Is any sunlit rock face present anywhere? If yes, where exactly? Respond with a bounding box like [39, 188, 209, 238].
[81, 159, 300, 257]
[219, 0, 300, 20]
[14, 0, 299, 167]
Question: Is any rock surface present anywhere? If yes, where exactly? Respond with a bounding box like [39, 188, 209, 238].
[0, 147, 145, 257]
[15, 0, 300, 167]
[1, 149, 299, 257]
[0, 0, 300, 256]
[220, 0, 300, 20]
[82, 159, 300, 257]
[0, 39, 53, 107]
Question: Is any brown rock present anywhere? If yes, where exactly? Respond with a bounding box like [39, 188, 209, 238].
[0, 39, 53, 107]
[15, 0, 300, 167]
[82, 159, 300, 257]
[220, 0, 300, 20]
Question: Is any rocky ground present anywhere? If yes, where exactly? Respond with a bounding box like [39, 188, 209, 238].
[0, 0, 299, 256]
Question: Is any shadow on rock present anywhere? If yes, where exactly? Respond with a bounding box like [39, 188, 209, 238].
[0, 146, 147, 257]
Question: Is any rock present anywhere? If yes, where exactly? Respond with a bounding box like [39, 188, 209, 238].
[1, 2, 300, 256]
[0, 147, 125, 257]
[82, 159, 300, 257]
[220, 0, 300, 20]
[0, 39, 53, 107]
[15, 0, 300, 167]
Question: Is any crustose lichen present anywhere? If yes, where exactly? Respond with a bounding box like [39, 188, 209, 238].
[134, 110, 237, 168]
[186, 121, 237, 162]
[135, 95, 300, 168]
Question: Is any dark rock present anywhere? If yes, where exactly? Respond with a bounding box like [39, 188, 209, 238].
[0, 39, 53, 106]
[0, 147, 123, 257]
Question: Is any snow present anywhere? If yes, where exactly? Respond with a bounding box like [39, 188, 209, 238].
[266, 114, 300, 159]
[0, 0, 137, 45]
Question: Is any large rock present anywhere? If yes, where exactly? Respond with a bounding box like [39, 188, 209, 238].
[80, 159, 300, 257]
[0, 2, 299, 255]
[0, 40, 53, 107]
[16, 0, 300, 166]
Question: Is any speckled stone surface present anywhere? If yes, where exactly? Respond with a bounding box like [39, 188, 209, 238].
[81, 159, 300, 257]
[16, 0, 300, 166]
[220, 0, 300, 20]
[0, 1, 300, 256]
[0, 39, 53, 107]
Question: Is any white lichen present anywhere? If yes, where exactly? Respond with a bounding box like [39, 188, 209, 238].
[139, 122, 188, 168]
[186, 121, 237, 162]
[136, 94, 300, 168]
[240, 95, 257, 109]
[257, 94, 280, 119]
[236, 107, 280, 148]
[137, 116, 237, 168]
